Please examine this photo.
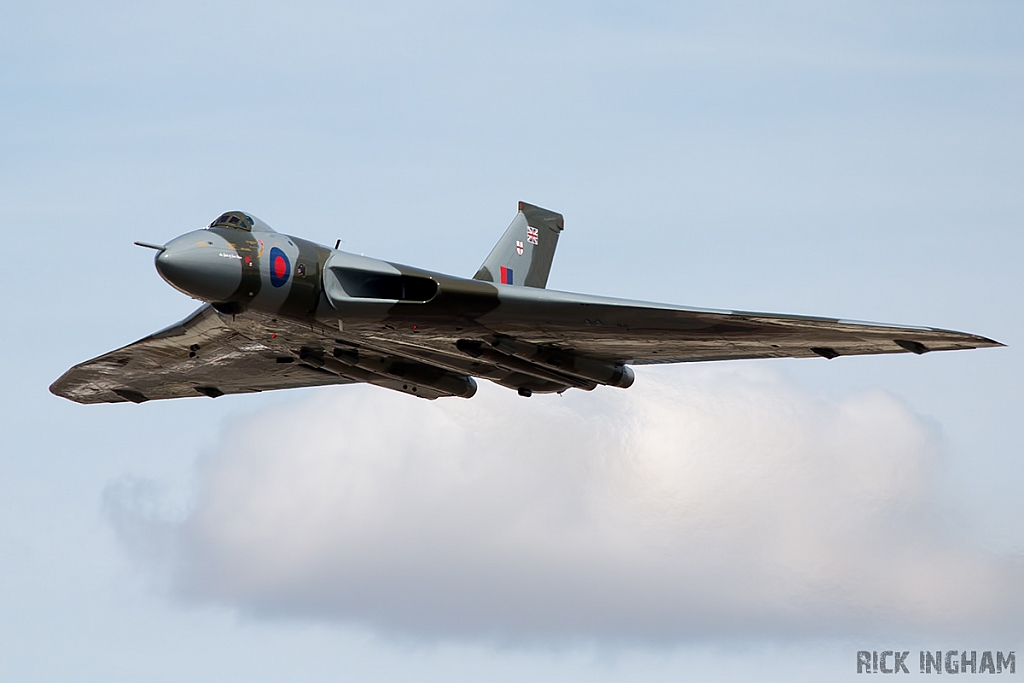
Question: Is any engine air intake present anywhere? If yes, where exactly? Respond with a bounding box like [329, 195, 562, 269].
[333, 268, 438, 302]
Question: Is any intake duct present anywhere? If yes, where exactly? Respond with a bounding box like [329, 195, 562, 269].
[332, 268, 438, 301]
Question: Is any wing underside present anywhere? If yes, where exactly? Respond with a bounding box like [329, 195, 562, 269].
[50, 306, 356, 404]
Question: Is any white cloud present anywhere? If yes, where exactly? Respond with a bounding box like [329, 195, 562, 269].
[106, 365, 1024, 643]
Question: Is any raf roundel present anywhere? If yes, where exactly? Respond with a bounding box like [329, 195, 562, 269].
[268, 247, 291, 288]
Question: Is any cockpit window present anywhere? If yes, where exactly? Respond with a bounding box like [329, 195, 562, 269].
[208, 211, 254, 231]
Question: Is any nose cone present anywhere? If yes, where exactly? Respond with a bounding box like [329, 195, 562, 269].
[155, 231, 242, 302]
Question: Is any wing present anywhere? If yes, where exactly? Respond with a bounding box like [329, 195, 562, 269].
[51, 285, 1002, 404]
[476, 287, 1003, 364]
[50, 306, 356, 404]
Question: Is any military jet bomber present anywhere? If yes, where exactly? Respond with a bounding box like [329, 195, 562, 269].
[51, 203, 1001, 403]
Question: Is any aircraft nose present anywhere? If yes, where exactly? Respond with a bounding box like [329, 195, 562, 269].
[155, 231, 242, 302]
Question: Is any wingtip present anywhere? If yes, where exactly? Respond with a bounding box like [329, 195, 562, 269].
[48, 378, 82, 403]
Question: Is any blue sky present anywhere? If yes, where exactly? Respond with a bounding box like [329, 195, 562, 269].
[2, 1, 1023, 680]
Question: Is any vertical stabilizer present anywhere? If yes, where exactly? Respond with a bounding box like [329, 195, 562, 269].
[473, 202, 563, 288]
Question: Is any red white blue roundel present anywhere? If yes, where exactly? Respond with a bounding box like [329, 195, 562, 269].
[269, 247, 290, 287]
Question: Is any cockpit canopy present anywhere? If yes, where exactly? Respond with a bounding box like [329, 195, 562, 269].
[207, 211, 275, 233]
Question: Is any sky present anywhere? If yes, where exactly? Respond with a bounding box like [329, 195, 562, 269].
[2, 1, 1023, 680]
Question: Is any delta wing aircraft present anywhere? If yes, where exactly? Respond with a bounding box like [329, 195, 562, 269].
[51, 203, 1001, 403]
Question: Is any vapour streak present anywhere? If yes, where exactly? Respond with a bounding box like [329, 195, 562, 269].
[106, 365, 1024, 643]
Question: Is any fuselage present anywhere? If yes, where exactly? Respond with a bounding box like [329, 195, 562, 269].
[151, 211, 641, 396]
[156, 216, 331, 322]
[155, 216, 499, 330]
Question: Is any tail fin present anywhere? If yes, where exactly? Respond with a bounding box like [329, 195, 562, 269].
[473, 202, 564, 288]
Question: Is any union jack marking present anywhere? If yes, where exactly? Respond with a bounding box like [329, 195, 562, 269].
[516, 240, 524, 256]
[526, 226, 539, 245]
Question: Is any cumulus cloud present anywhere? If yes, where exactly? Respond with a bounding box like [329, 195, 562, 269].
[106, 365, 1024, 642]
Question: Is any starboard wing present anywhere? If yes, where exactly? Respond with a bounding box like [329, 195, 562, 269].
[473, 289, 1003, 364]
